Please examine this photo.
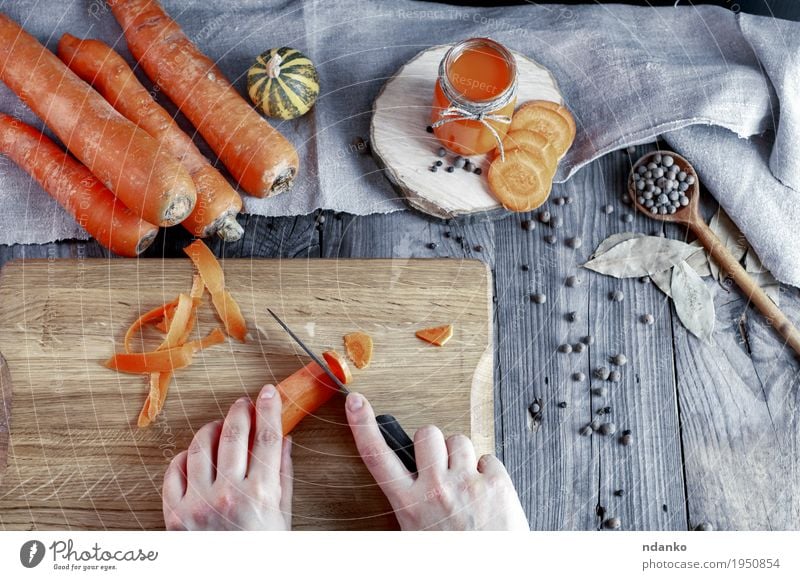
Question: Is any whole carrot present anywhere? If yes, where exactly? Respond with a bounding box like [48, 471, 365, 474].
[0, 12, 197, 227]
[109, 0, 300, 198]
[0, 114, 158, 257]
[58, 34, 244, 242]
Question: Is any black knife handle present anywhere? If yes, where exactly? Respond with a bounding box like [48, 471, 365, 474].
[376, 414, 417, 474]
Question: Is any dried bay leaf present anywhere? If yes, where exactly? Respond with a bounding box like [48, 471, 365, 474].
[686, 240, 712, 277]
[650, 267, 673, 297]
[583, 236, 700, 278]
[671, 261, 715, 342]
[590, 232, 644, 259]
[744, 248, 768, 274]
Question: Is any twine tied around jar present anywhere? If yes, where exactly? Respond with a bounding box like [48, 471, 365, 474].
[432, 49, 518, 162]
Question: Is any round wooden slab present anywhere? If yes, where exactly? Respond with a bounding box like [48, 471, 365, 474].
[0, 355, 11, 485]
[371, 45, 564, 219]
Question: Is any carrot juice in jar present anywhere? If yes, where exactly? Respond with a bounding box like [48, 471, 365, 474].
[431, 38, 518, 156]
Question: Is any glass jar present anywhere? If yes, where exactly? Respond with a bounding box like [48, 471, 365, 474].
[431, 38, 518, 156]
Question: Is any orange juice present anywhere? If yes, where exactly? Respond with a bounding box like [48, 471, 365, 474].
[431, 38, 517, 156]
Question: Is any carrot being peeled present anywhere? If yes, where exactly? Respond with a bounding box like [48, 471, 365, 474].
[57, 34, 244, 242]
[0, 13, 197, 226]
[184, 240, 247, 342]
[277, 356, 350, 436]
[0, 114, 158, 257]
[109, 0, 299, 198]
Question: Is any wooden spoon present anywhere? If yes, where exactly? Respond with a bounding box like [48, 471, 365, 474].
[628, 150, 800, 356]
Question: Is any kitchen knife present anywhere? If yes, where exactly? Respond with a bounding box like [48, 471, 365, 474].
[266, 309, 417, 473]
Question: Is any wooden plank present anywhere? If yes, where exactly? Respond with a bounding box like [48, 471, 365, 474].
[673, 270, 800, 530]
[0, 258, 492, 530]
[0, 355, 10, 486]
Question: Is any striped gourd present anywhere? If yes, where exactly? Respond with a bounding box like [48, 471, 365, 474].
[247, 47, 319, 120]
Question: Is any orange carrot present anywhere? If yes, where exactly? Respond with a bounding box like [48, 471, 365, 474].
[183, 240, 247, 342]
[109, 0, 300, 198]
[106, 343, 195, 374]
[0, 13, 197, 226]
[415, 324, 454, 347]
[0, 114, 158, 257]
[277, 358, 349, 436]
[343, 332, 374, 369]
[57, 34, 244, 241]
[323, 350, 353, 384]
[123, 299, 177, 353]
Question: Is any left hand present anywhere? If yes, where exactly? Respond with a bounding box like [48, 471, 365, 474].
[162, 383, 293, 530]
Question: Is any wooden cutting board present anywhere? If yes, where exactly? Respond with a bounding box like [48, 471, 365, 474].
[0, 258, 493, 530]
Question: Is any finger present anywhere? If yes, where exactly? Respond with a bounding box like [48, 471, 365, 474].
[413, 425, 448, 479]
[216, 396, 253, 482]
[345, 392, 413, 495]
[186, 420, 222, 490]
[445, 434, 477, 471]
[477, 454, 509, 478]
[279, 435, 293, 526]
[248, 384, 284, 485]
[163, 450, 188, 508]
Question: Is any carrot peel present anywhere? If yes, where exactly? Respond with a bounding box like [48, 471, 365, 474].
[343, 332, 373, 369]
[415, 325, 454, 347]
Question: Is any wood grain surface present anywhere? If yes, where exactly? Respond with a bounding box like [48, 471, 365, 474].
[0, 258, 494, 530]
[0, 355, 10, 487]
[371, 45, 563, 219]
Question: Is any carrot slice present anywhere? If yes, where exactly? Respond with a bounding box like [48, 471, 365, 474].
[416, 325, 454, 347]
[323, 350, 353, 384]
[184, 240, 247, 342]
[106, 344, 195, 374]
[123, 299, 178, 353]
[488, 149, 552, 212]
[518, 100, 576, 151]
[343, 332, 373, 369]
[510, 103, 574, 157]
[500, 130, 558, 175]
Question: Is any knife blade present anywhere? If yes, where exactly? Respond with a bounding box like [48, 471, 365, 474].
[266, 308, 417, 473]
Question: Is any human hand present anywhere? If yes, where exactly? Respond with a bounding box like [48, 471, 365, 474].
[345, 392, 529, 531]
[162, 384, 293, 530]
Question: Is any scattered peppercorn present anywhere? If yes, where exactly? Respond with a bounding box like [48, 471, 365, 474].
[443, 231, 451, 238]
[614, 489, 625, 497]
[538, 210, 551, 224]
[566, 311, 578, 322]
[565, 275, 579, 287]
[622, 213, 634, 223]
[521, 264, 529, 272]
[572, 372, 586, 382]
[528, 401, 541, 415]
[437, 147, 447, 157]
[599, 422, 617, 436]
[565, 196, 574, 205]
[610, 290, 625, 302]
[580, 425, 593, 437]
[473, 244, 483, 252]
[582, 335, 595, 345]
[695, 522, 714, 531]
[604, 517, 621, 530]
[608, 370, 621, 383]
[593, 386, 608, 397]
[474, 167, 482, 175]
[594, 366, 611, 380]
[521, 219, 535, 231]
[550, 215, 563, 228]
[558, 343, 573, 353]
[620, 433, 633, 446]
[641, 313, 655, 325]
[590, 419, 601, 431]
[573, 342, 586, 353]
[435, 160, 443, 167]
[453, 156, 466, 169]
[464, 161, 474, 172]
[566, 236, 582, 249]
[639, 276, 651, 284]
[445, 166, 455, 173]
[429, 165, 438, 173]
[602, 204, 614, 214]
[544, 234, 557, 244]
[558, 401, 568, 408]
[427, 242, 437, 249]
[531, 293, 546, 304]
[611, 353, 628, 366]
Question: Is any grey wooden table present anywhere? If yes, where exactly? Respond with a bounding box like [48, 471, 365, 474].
[2, 144, 798, 531]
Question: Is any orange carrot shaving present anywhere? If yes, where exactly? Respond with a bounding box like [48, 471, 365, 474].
[160, 293, 194, 350]
[183, 240, 247, 342]
[189, 328, 226, 351]
[415, 325, 454, 347]
[322, 350, 353, 384]
[343, 332, 373, 369]
[123, 299, 178, 353]
[106, 344, 195, 374]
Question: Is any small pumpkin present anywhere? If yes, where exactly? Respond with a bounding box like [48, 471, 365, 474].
[247, 47, 319, 120]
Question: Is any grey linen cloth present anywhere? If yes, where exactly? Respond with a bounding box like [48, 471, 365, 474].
[0, 1, 799, 285]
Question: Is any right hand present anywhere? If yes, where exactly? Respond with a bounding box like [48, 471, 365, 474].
[344, 392, 529, 531]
